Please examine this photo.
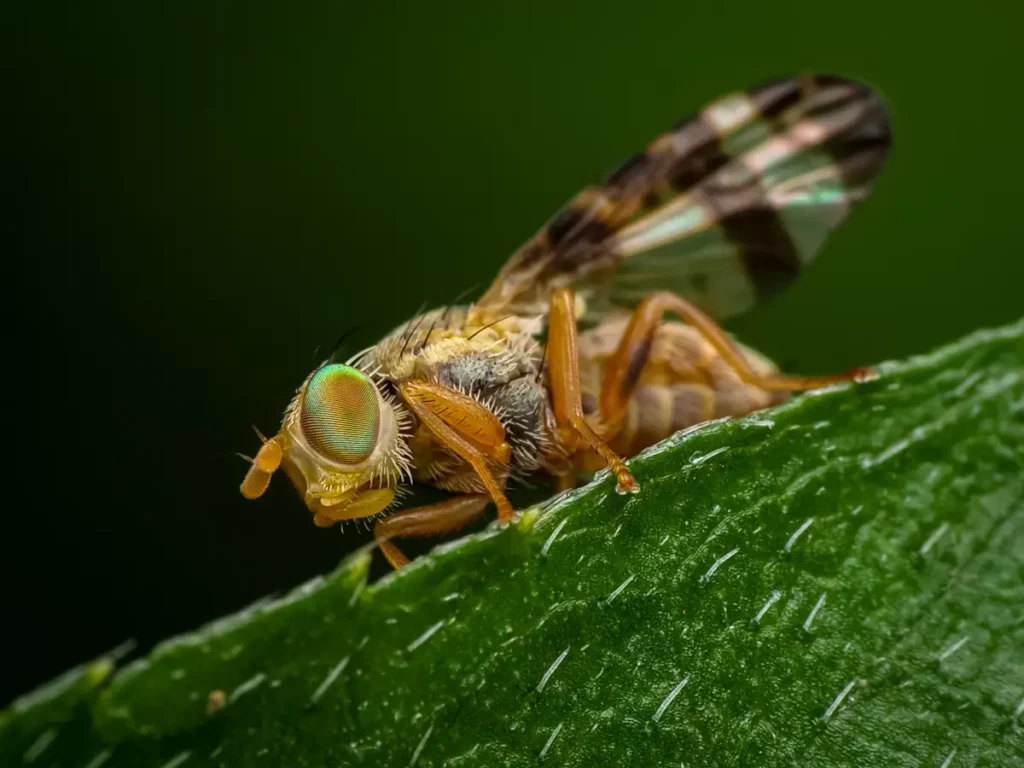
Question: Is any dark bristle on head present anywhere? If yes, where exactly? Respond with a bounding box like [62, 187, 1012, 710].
[418, 307, 448, 352]
[450, 282, 483, 305]
[437, 284, 482, 334]
[398, 309, 429, 358]
[326, 326, 363, 363]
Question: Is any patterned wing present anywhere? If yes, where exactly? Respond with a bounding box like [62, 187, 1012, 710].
[475, 74, 892, 320]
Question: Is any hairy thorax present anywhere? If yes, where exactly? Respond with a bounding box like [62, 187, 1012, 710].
[361, 307, 555, 494]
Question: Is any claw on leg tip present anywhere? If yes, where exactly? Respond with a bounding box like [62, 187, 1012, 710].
[615, 475, 641, 495]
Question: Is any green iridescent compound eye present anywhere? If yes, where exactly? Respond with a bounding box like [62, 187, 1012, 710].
[300, 365, 380, 465]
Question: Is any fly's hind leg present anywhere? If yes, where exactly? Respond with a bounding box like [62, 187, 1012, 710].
[374, 494, 490, 569]
[598, 291, 874, 428]
[548, 288, 640, 495]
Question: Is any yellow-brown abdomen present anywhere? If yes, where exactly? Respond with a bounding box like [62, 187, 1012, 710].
[576, 317, 785, 461]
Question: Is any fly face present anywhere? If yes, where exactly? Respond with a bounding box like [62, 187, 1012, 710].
[241, 362, 413, 526]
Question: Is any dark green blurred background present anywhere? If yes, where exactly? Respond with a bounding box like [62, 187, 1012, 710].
[6, 2, 1021, 703]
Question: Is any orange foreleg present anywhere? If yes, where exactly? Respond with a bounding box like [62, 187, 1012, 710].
[399, 380, 515, 521]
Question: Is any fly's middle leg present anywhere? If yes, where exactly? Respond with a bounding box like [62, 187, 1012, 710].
[547, 288, 640, 495]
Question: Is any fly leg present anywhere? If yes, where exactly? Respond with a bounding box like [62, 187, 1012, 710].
[399, 380, 516, 522]
[548, 288, 640, 495]
[375, 494, 490, 569]
[598, 291, 874, 428]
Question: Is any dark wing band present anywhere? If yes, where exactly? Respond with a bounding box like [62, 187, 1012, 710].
[476, 75, 892, 320]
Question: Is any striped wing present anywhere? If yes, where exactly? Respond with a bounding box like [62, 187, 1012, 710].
[476, 74, 892, 320]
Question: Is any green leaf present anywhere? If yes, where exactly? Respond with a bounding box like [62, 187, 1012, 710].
[4, 320, 1024, 767]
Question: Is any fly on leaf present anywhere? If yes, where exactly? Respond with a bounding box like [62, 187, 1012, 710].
[241, 74, 891, 568]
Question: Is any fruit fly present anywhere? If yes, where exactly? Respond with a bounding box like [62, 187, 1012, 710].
[241, 74, 891, 568]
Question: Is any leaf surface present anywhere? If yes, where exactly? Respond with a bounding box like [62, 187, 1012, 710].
[3, 321, 1023, 767]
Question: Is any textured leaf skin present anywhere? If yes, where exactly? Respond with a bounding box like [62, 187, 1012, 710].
[3, 321, 1023, 767]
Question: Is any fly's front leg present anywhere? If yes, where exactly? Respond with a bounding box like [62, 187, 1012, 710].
[599, 290, 874, 427]
[375, 495, 490, 569]
[399, 380, 516, 522]
[548, 288, 640, 495]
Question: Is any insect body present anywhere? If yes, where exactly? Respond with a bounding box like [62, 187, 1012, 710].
[242, 74, 892, 567]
